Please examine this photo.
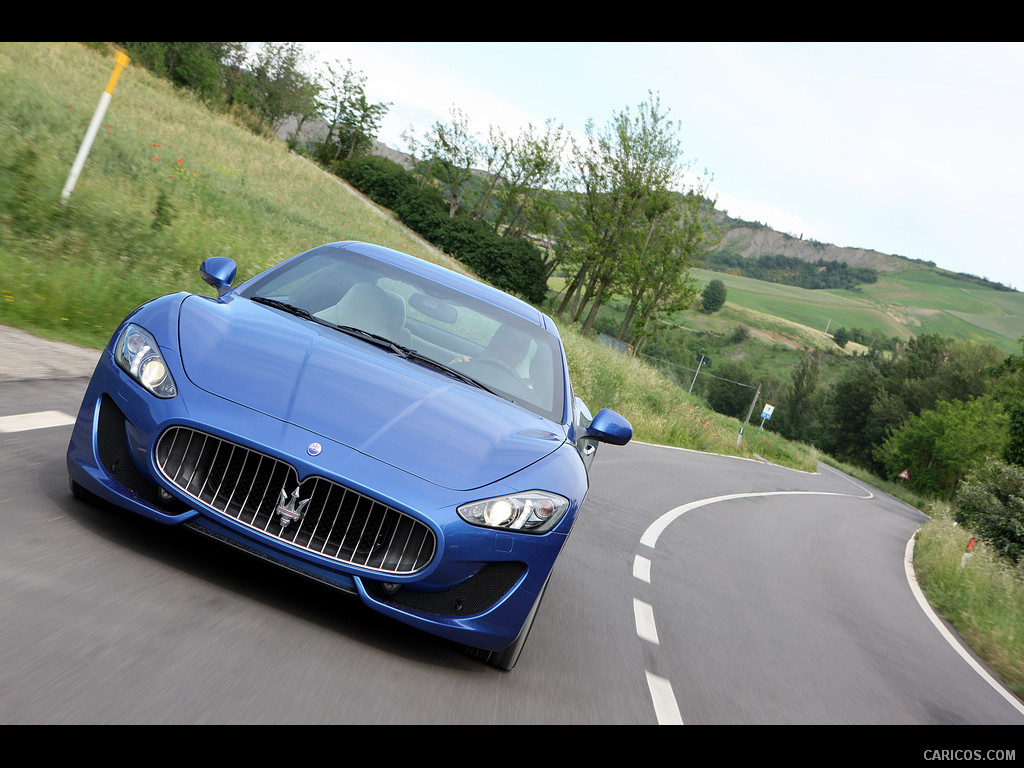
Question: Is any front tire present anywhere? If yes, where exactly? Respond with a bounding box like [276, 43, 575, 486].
[470, 576, 549, 671]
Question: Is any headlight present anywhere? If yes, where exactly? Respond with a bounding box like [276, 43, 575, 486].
[114, 324, 177, 398]
[458, 492, 569, 533]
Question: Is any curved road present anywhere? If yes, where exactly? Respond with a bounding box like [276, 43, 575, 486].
[2, 327, 1022, 724]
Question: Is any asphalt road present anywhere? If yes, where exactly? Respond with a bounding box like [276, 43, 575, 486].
[2, 326, 1023, 725]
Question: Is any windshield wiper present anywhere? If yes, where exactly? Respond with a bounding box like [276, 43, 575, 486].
[250, 296, 314, 320]
[251, 296, 495, 394]
[401, 349, 498, 394]
[331, 325, 497, 394]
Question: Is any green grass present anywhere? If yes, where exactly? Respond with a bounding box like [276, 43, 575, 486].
[0, 42, 455, 347]
[913, 510, 1024, 699]
[687, 265, 1024, 355]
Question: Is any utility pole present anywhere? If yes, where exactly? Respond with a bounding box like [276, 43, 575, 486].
[736, 383, 761, 447]
[689, 353, 711, 395]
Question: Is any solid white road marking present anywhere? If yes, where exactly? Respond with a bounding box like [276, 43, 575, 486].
[0, 411, 75, 433]
[640, 489, 869, 549]
[646, 671, 684, 724]
[903, 533, 1024, 717]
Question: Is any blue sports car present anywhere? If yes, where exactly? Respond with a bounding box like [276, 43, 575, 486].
[67, 241, 632, 670]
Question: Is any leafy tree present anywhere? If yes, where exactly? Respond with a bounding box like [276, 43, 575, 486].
[875, 396, 1008, 499]
[700, 253, 877, 290]
[343, 155, 412, 209]
[558, 93, 711, 336]
[817, 361, 881, 466]
[615, 189, 715, 350]
[705, 360, 756, 419]
[120, 42, 245, 104]
[833, 326, 850, 348]
[990, 335, 1024, 466]
[954, 459, 1024, 564]
[234, 42, 317, 133]
[468, 120, 565, 239]
[315, 59, 390, 164]
[699, 279, 727, 313]
[405, 107, 480, 217]
[777, 351, 821, 442]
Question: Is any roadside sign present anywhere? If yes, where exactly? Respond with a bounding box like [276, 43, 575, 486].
[761, 404, 775, 420]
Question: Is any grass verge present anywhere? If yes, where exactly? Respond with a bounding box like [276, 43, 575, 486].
[913, 509, 1024, 700]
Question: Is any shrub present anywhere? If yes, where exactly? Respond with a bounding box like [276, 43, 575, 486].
[457, 235, 547, 305]
[343, 155, 412, 210]
[954, 459, 1024, 564]
[699, 279, 726, 313]
[393, 184, 448, 241]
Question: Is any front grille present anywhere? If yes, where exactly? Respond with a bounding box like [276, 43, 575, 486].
[154, 427, 436, 575]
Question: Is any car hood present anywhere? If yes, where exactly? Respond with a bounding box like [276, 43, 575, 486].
[176, 296, 566, 491]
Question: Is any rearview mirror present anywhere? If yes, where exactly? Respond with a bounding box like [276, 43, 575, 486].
[410, 292, 458, 324]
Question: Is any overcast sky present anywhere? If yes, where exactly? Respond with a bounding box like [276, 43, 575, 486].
[305, 42, 1024, 291]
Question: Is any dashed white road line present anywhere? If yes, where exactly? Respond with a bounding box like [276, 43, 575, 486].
[634, 485, 873, 725]
[632, 554, 651, 583]
[645, 671, 684, 725]
[0, 410, 75, 433]
[633, 598, 659, 645]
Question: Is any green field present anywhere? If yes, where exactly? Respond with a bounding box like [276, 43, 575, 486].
[686, 265, 1024, 354]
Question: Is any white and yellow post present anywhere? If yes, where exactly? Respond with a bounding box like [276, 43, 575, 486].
[61, 50, 130, 201]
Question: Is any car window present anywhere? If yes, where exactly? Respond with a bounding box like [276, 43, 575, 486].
[239, 246, 565, 421]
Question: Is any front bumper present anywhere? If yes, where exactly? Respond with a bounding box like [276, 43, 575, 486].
[66, 349, 574, 652]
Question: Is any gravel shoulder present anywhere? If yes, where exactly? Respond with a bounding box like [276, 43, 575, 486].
[0, 325, 101, 383]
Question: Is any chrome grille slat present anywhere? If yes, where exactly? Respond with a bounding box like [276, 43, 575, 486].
[155, 427, 435, 575]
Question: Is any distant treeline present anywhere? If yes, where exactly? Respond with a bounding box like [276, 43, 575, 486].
[702, 253, 878, 290]
[952, 271, 1018, 292]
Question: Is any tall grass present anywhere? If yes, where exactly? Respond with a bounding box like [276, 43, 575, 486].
[913, 510, 1024, 698]
[0, 42, 453, 346]
[561, 328, 818, 471]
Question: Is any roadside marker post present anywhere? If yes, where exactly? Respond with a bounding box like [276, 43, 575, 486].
[61, 50, 130, 201]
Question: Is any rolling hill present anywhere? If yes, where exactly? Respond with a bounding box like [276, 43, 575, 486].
[688, 214, 1024, 355]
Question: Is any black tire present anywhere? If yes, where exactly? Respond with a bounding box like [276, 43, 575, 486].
[471, 576, 549, 671]
[69, 477, 92, 502]
[69, 477, 121, 513]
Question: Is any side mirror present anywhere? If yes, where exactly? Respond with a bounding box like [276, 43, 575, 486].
[588, 408, 633, 445]
[200, 257, 237, 298]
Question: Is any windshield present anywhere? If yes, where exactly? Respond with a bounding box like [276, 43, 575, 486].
[239, 245, 566, 422]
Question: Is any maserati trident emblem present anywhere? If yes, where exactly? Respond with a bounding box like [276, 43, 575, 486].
[275, 486, 310, 529]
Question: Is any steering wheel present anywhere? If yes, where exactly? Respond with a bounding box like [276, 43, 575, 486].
[471, 357, 529, 397]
